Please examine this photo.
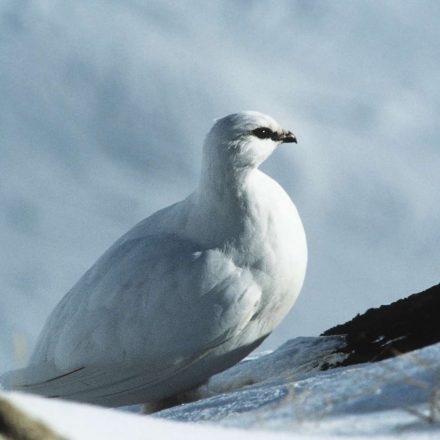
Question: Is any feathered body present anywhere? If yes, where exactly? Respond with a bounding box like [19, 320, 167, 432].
[3, 112, 307, 407]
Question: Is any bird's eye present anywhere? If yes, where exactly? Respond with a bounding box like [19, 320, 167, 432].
[251, 127, 274, 139]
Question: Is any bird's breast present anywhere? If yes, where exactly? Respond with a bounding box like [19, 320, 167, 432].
[228, 172, 308, 335]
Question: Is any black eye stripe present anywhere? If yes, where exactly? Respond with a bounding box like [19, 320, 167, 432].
[251, 127, 274, 140]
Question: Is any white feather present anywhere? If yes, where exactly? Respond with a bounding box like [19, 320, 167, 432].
[2, 111, 307, 407]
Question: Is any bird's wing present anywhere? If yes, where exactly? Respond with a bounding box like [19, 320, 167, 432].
[3, 232, 262, 405]
[2, 354, 216, 406]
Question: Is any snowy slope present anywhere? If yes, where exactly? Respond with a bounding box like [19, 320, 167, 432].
[2, 337, 440, 439]
[2, 392, 295, 440]
[159, 338, 440, 436]
[1, 0, 440, 371]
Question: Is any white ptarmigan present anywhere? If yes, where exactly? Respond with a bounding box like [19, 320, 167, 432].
[2, 111, 307, 407]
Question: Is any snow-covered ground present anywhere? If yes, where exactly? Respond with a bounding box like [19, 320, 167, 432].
[2, 337, 440, 439]
[160, 337, 440, 436]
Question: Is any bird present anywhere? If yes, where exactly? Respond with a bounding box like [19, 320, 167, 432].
[2, 111, 307, 407]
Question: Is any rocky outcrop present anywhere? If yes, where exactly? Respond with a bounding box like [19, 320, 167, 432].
[323, 283, 440, 366]
[0, 397, 64, 440]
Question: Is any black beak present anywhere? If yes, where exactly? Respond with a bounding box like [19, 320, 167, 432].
[278, 130, 297, 144]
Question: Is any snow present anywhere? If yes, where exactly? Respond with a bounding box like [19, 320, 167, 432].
[2, 337, 440, 439]
[159, 338, 440, 437]
[2, 392, 293, 440]
[189, 337, 347, 400]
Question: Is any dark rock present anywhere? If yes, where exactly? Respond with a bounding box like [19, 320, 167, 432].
[322, 283, 440, 367]
[0, 397, 65, 440]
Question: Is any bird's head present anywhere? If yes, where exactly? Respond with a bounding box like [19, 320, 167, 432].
[204, 111, 297, 169]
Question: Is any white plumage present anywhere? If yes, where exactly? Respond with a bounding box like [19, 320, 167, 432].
[2, 111, 307, 407]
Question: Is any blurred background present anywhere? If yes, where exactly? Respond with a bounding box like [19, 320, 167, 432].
[1, 0, 439, 371]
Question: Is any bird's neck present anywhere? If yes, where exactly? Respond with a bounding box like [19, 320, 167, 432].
[200, 161, 250, 198]
[192, 152, 257, 246]
[198, 147, 254, 208]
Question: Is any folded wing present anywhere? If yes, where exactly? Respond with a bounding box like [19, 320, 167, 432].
[2, 232, 262, 406]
